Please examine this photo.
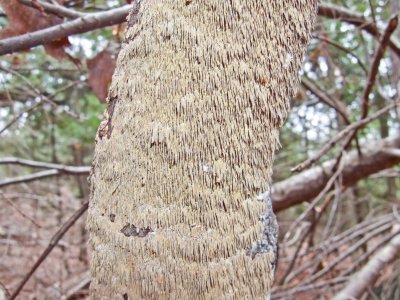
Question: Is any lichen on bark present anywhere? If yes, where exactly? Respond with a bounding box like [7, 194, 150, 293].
[87, 0, 318, 299]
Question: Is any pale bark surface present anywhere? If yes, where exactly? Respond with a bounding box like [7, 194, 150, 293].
[87, 1, 318, 299]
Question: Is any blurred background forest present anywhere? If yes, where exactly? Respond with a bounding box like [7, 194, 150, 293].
[0, 0, 399, 299]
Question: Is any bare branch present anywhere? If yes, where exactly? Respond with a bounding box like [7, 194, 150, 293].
[291, 102, 398, 172]
[272, 277, 349, 299]
[9, 201, 89, 300]
[0, 101, 41, 135]
[302, 77, 350, 123]
[18, 0, 86, 19]
[304, 223, 394, 285]
[0, 167, 89, 188]
[0, 191, 42, 227]
[314, 35, 368, 74]
[333, 230, 400, 300]
[40, 270, 90, 299]
[318, 3, 400, 57]
[0, 4, 133, 55]
[0, 156, 90, 172]
[341, 229, 400, 276]
[362, 15, 398, 119]
[284, 153, 345, 241]
[273, 135, 400, 212]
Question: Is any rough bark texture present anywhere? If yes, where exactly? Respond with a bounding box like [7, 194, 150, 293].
[87, 1, 318, 299]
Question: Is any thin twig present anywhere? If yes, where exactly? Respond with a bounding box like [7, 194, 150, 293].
[318, 3, 400, 57]
[316, 215, 394, 255]
[282, 191, 336, 284]
[279, 223, 311, 285]
[0, 156, 90, 172]
[285, 153, 345, 240]
[9, 201, 89, 300]
[273, 277, 349, 299]
[339, 16, 398, 153]
[0, 66, 77, 118]
[302, 78, 350, 123]
[332, 232, 400, 300]
[314, 35, 368, 74]
[0, 168, 89, 188]
[0, 101, 41, 135]
[19, 0, 86, 18]
[0, 4, 133, 55]
[303, 222, 394, 285]
[0, 191, 42, 228]
[341, 229, 400, 276]
[291, 102, 398, 172]
[362, 15, 398, 119]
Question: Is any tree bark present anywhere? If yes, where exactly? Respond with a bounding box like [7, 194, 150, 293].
[87, 1, 318, 299]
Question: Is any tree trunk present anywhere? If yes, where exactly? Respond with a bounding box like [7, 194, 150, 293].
[87, 1, 318, 299]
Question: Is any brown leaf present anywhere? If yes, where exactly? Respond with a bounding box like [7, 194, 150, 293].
[87, 50, 116, 103]
[0, 0, 75, 61]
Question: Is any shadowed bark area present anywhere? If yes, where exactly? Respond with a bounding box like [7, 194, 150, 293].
[87, 1, 318, 299]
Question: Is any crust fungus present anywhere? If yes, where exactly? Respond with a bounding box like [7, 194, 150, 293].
[87, 0, 318, 299]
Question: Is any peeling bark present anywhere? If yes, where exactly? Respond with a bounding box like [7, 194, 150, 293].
[87, 1, 318, 299]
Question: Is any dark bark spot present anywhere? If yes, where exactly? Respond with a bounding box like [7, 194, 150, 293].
[109, 213, 116, 222]
[120, 223, 153, 238]
[123, 293, 128, 300]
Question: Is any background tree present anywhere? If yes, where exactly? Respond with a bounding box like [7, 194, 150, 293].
[0, 1, 399, 299]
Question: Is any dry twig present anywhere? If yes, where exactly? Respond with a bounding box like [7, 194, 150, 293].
[291, 103, 398, 172]
[0, 4, 133, 55]
[9, 201, 89, 300]
[333, 230, 400, 300]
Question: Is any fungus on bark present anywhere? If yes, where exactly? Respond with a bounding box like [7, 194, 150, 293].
[87, 1, 318, 298]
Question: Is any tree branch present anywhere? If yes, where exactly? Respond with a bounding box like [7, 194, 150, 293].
[0, 167, 90, 188]
[291, 102, 398, 172]
[362, 15, 398, 119]
[332, 229, 400, 300]
[9, 201, 89, 300]
[0, 156, 90, 172]
[0, 4, 133, 55]
[314, 34, 368, 74]
[272, 135, 400, 212]
[18, 0, 86, 19]
[318, 3, 400, 57]
[302, 77, 350, 123]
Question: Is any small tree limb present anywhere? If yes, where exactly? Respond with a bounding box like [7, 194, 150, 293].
[0, 156, 91, 172]
[0, 4, 133, 55]
[273, 135, 400, 212]
[332, 230, 400, 300]
[291, 102, 398, 172]
[361, 15, 398, 119]
[319, 3, 400, 57]
[0, 168, 89, 188]
[18, 0, 86, 19]
[9, 201, 89, 300]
